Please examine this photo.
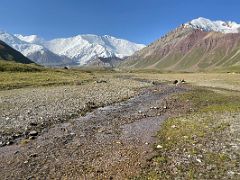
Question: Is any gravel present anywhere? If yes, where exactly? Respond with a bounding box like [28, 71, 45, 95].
[0, 78, 149, 142]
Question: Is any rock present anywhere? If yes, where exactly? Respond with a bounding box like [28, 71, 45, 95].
[150, 106, 159, 109]
[96, 80, 107, 83]
[0, 141, 6, 147]
[69, 132, 76, 136]
[23, 160, 29, 164]
[6, 141, 13, 146]
[12, 133, 21, 139]
[156, 145, 163, 149]
[207, 165, 213, 170]
[30, 122, 38, 126]
[30, 153, 38, 158]
[64, 66, 70, 70]
[29, 136, 36, 140]
[196, 158, 202, 163]
[14, 151, 20, 154]
[116, 141, 122, 145]
[29, 130, 38, 137]
[181, 79, 186, 83]
[97, 128, 105, 133]
[96, 169, 104, 174]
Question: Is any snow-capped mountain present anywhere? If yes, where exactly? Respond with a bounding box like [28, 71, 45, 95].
[184, 17, 240, 34]
[0, 31, 60, 66]
[43, 34, 145, 65]
[0, 31, 145, 66]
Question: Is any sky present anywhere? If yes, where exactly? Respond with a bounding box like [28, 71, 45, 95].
[0, 0, 239, 44]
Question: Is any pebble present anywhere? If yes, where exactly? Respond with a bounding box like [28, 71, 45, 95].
[69, 132, 76, 136]
[29, 136, 36, 140]
[196, 158, 202, 163]
[30, 153, 38, 158]
[23, 160, 29, 164]
[30, 122, 38, 126]
[29, 130, 38, 136]
[6, 141, 13, 145]
[116, 141, 122, 145]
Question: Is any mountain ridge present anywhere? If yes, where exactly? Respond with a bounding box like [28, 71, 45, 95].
[120, 17, 240, 71]
[0, 31, 145, 66]
[0, 40, 33, 64]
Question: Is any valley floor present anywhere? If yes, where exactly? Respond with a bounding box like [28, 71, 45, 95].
[0, 71, 240, 179]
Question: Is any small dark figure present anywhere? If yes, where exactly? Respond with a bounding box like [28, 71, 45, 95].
[152, 81, 158, 85]
[64, 66, 69, 70]
[173, 80, 178, 84]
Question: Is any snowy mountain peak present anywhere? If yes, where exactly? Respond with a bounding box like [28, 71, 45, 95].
[184, 17, 240, 33]
[0, 31, 145, 66]
[15, 34, 45, 44]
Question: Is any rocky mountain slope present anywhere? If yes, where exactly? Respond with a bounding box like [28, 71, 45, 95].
[0, 40, 33, 64]
[121, 18, 240, 71]
[0, 31, 145, 66]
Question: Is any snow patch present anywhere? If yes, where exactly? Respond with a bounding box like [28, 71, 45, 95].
[185, 17, 240, 34]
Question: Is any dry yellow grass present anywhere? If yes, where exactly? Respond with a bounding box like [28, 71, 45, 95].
[130, 73, 240, 91]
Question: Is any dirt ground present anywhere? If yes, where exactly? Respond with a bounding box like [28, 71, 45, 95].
[0, 80, 191, 179]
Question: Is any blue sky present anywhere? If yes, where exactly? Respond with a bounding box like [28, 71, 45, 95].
[0, 0, 239, 44]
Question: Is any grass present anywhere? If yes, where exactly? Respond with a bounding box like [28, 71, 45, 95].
[0, 60, 42, 72]
[128, 72, 240, 91]
[0, 70, 96, 90]
[0, 60, 98, 90]
[135, 88, 240, 179]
